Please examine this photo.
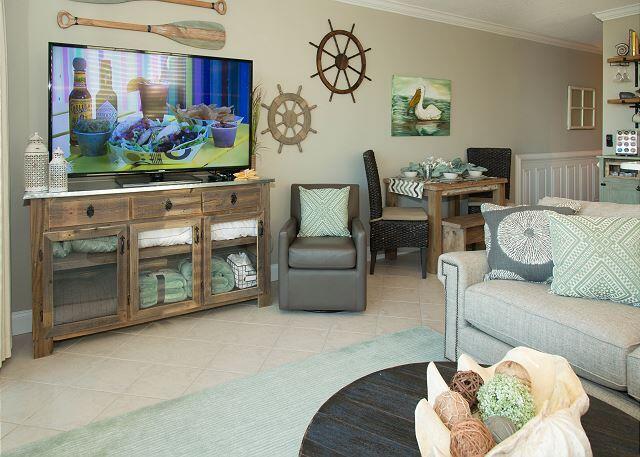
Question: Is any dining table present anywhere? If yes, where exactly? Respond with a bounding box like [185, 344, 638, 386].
[383, 176, 507, 274]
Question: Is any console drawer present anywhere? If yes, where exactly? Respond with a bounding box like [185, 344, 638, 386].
[131, 191, 201, 219]
[49, 197, 129, 228]
[203, 186, 261, 213]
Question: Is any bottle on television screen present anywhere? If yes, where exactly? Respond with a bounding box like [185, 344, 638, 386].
[95, 59, 118, 125]
[68, 57, 93, 146]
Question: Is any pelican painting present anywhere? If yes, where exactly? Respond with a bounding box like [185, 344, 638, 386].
[392, 75, 451, 136]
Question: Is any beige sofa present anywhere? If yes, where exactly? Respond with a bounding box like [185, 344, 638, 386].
[438, 198, 640, 417]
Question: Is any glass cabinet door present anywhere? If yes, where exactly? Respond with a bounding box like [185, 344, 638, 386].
[129, 219, 202, 319]
[43, 226, 127, 336]
[203, 213, 263, 306]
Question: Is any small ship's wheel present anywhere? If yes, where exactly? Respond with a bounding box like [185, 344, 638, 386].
[310, 20, 372, 102]
[261, 85, 317, 154]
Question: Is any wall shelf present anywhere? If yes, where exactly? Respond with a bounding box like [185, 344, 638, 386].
[607, 97, 640, 105]
[607, 55, 640, 65]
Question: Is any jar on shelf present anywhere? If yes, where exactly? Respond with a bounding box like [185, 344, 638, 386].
[24, 132, 49, 192]
[48, 147, 68, 193]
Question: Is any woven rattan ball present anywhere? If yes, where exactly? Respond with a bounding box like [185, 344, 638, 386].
[449, 370, 484, 409]
[434, 391, 472, 429]
[450, 418, 496, 457]
[495, 361, 532, 391]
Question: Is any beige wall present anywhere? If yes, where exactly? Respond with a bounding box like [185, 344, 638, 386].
[602, 14, 640, 153]
[6, 0, 602, 312]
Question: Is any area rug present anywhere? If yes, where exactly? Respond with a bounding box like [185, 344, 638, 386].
[7, 327, 444, 457]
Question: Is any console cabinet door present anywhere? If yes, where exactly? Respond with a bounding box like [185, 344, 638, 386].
[203, 212, 264, 306]
[129, 218, 202, 320]
[42, 226, 128, 338]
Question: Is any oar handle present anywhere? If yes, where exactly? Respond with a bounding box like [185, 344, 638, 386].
[57, 11, 148, 32]
[159, 0, 227, 14]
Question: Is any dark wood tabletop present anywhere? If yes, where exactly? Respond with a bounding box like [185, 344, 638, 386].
[299, 362, 640, 457]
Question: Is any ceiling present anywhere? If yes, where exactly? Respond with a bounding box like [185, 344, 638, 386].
[336, 0, 640, 53]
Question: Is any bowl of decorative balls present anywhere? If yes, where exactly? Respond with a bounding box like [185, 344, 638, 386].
[415, 347, 591, 457]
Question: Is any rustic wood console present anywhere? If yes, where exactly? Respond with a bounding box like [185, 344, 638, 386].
[25, 179, 273, 358]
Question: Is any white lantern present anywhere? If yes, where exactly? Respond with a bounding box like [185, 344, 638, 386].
[48, 147, 68, 193]
[24, 132, 49, 192]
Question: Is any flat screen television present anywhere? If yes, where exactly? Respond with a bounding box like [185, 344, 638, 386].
[49, 42, 253, 177]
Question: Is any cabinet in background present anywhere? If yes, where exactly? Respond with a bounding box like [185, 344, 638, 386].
[598, 156, 640, 204]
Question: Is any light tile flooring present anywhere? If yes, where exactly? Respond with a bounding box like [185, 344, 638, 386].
[0, 253, 444, 452]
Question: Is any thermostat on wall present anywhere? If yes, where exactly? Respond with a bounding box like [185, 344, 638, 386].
[615, 130, 638, 156]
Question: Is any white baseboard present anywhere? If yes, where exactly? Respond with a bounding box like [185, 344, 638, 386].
[12, 310, 32, 336]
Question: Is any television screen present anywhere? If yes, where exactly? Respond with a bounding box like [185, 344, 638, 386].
[49, 43, 252, 176]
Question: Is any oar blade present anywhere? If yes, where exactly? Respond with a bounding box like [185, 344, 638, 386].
[165, 21, 226, 50]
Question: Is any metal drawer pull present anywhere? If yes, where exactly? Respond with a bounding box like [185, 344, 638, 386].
[194, 226, 200, 244]
[230, 192, 238, 205]
[119, 236, 126, 255]
[636, 185, 640, 192]
[258, 220, 264, 236]
[165, 199, 173, 211]
[86, 204, 95, 218]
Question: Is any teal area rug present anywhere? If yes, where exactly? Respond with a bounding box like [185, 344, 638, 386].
[7, 327, 444, 457]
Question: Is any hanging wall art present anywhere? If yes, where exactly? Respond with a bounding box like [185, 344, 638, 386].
[309, 20, 371, 103]
[392, 75, 451, 137]
[261, 85, 317, 154]
[57, 10, 226, 50]
[70, 0, 227, 15]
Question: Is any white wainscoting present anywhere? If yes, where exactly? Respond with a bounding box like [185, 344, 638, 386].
[514, 150, 600, 205]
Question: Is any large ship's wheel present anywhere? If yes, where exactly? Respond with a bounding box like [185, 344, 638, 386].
[261, 84, 317, 154]
[310, 20, 371, 103]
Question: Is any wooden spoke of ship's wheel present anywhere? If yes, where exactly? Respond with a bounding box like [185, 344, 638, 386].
[310, 19, 371, 102]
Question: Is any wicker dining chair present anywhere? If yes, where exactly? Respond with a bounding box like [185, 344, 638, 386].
[466, 148, 512, 213]
[363, 150, 428, 279]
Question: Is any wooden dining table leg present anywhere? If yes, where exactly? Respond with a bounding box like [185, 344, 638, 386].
[426, 189, 442, 274]
[384, 183, 398, 261]
[492, 183, 506, 206]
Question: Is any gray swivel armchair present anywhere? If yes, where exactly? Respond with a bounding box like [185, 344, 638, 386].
[278, 184, 367, 311]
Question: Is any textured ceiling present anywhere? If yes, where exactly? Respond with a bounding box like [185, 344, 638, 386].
[353, 0, 637, 48]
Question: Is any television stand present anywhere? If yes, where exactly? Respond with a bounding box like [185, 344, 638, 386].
[116, 173, 202, 188]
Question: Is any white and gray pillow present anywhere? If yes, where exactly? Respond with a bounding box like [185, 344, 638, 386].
[481, 204, 575, 283]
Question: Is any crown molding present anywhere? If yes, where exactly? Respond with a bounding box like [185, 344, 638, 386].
[594, 3, 640, 21]
[334, 0, 602, 54]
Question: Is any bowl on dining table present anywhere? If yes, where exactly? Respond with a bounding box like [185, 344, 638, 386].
[403, 171, 418, 178]
[442, 172, 459, 180]
[468, 170, 484, 178]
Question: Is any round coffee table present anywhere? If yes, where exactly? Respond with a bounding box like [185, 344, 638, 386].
[299, 362, 640, 457]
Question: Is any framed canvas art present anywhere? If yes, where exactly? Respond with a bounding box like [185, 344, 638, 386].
[392, 76, 451, 136]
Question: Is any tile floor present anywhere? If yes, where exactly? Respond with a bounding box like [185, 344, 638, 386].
[0, 253, 444, 452]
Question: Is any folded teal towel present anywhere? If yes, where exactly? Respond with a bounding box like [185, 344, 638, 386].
[52, 241, 72, 258]
[177, 259, 193, 298]
[71, 236, 118, 254]
[212, 256, 235, 294]
[139, 269, 188, 308]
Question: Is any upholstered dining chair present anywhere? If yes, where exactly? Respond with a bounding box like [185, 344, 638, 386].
[466, 147, 512, 213]
[362, 150, 428, 279]
[278, 184, 367, 311]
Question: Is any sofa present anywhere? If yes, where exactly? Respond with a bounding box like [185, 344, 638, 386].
[438, 198, 640, 417]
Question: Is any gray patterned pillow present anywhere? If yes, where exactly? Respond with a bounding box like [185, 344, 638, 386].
[481, 204, 575, 282]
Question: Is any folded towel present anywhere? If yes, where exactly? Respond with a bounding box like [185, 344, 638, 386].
[211, 256, 235, 294]
[52, 241, 72, 258]
[212, 219, 258, 241]
[177, 259, 193, 298]
[139, 227, 192, 249]
[139, 269, 188, 308]
[71, 236, 118, 254]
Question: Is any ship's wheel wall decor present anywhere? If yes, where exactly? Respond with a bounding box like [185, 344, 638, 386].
[310, 20, 371, 103]
[261, 84, 317, 154]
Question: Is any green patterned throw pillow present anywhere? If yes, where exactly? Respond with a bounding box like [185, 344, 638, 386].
[298, 186, 351, 237]
[546, 212, 640, 307]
